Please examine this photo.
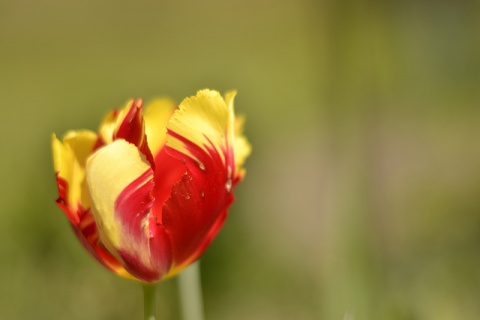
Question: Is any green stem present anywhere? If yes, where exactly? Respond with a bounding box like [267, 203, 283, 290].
[178, 261, 205, 320]
[143, 283, 157, 320]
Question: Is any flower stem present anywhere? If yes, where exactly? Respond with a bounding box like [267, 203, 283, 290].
[143, 283, 157, 320]
[178, 261, 205, 320]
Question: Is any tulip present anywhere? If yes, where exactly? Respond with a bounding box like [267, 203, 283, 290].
[52, 89, 251, 283]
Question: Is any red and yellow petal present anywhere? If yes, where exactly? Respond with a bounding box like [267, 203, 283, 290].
[162, 90, 237, 272]
[52, 130, 97, 223]
[232, 116, 251, 182]
[52, 130, 131, 277]
[143, 98, 177, 157]
[97, 109, 119, 147]
[72, 210, 134, 280]
[96, 99, 155, 167]
[224, 91, 251, 181]
[113, 99, 155, 168]
[86, 139, 172, 282]
[167, 89, 233, 169]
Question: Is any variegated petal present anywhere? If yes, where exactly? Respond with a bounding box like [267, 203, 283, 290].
[86, 139, 172, 282]
[163, 90, 236, 271]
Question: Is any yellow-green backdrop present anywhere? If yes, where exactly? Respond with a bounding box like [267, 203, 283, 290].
[1, 0, 479, 319]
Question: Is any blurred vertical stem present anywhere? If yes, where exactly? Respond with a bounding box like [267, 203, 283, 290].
[178, 261, 205, 320]
[143, 283, 157, 320]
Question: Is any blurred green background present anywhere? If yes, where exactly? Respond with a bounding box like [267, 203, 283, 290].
[1, 0, 480, 319]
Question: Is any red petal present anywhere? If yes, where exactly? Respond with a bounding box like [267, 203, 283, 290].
[186, 208, 228, 264]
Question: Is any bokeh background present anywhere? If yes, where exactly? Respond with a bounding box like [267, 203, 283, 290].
[1, 0, 480, 319]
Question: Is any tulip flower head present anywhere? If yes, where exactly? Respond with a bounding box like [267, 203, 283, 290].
[52, 90, 251, 283]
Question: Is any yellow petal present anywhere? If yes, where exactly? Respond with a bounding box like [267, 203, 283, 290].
[224, 90, 251, 176]
[233, 115, 252, 176]
[167, 89, 230, 165]
[97, 109, 119, 145]
[86, 139, 151, 254]
[143, 98, 177, 156]
[52, 130, 97, 210]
